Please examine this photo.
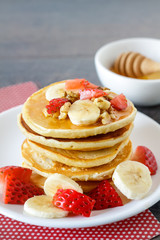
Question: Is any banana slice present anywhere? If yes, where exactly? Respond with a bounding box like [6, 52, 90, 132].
[24, 195, 68, 218]
[112, 160, 152, 200]
[46, 82, 66, 101]
[68, 100, 100, 126]
[44, 173, 83, 197]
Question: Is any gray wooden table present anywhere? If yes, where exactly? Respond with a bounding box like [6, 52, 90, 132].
[0, 0, 159, 233]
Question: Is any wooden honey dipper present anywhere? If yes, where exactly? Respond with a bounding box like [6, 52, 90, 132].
[114, 52, 160, 78]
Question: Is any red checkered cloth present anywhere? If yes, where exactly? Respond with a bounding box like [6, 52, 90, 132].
[0, 82, 160, 240]
[0, 82, 38, 113]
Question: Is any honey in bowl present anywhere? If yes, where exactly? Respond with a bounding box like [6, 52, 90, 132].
[139, 71, 160, 80]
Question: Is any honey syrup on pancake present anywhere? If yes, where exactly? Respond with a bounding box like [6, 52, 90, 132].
[23, 85, 133, 131]
[20, 114, 132, 142]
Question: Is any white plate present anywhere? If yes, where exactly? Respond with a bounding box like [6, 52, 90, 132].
[0, 105, 160, 228]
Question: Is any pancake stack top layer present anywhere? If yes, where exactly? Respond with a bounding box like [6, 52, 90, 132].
[18, 79, 137, 191]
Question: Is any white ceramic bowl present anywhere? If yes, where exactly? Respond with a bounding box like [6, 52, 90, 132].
[95, 38, 160, 106]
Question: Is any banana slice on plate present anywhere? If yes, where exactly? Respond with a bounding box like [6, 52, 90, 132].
[112, 160, 152, 200]
[44, 173, 83, 197]
[24, 195, 68, 218]
[68, 100, 100, 126]
[46, 82, 66, 101]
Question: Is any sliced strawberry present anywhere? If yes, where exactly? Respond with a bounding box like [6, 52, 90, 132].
[79, 88, 107, 100]
[131, 146, 157, 175]
[3, 175, 44, 204]
[0, 166, 32, 185]
[87, 180, 123, 210]
[52, 189, 95, 217]
[110, 93, 127, 111]
[65, 79, 98, 91]
[46, 98, 69, 114]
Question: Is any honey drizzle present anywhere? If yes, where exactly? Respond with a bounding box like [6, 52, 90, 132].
[24, 86, 133, 131]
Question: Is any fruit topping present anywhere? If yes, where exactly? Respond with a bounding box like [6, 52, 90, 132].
[52, 189, 95, 217]
[44, 173, 83, 197]
[112, 160, 152, 200]
[65, 79, 98, 91]
[79, 88, 107, 100]
[45, 80, 129, 126]
[131, 146, 157, 175]
[87, 180, 123, 210]
[68, 100, 100, 126]
[24, 195, 68, 218]
[3, 175, 44, 204]
[46, 82, 66, 101]
[110, 93, 127, 111]
[0, 166, 32, 185]
[46, 98, 69, 114]
[0, 166, 44, 204]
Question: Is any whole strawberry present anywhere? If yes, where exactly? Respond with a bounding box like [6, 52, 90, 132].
[88, 180, 123, 210]
[52, 189, 95, 217]
[131, 146, 157, 175]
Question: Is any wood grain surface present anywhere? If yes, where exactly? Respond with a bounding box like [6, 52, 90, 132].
[0, 0, 160, 226]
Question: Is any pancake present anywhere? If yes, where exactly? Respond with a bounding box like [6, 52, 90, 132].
[21, 140, 132, 181]
[21, 80, 137, 139]
[30, 171, 46, 189]
[19, 79, 135, 195]
[76, 180, 104, 193]
[25, 138, 129, 168]
[18, 113, 134, 150]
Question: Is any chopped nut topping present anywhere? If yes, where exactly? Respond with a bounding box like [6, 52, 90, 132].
[58, 112, 67, 120]
[100, 111, 111, 124]
[53, 111, 61, 118]
[98, 86, 110, 91]
[43, 108, 60, 118]
[66, 90, 80, 103]
[107, 92, 117, 100]
[109, 106, 119, 120]
[93, 97, 111, 110]
[42, 108, 52, 117]
[59, 102, 71, 120]
[103, 89, 111, 95]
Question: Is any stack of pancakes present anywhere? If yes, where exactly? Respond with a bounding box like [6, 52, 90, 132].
[17, 80, 137, 192]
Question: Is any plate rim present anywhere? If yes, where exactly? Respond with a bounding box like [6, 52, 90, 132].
[0, 105, 159, 228]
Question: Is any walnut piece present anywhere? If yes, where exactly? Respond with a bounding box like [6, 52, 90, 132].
[100, 111, 111, 124]
[109, 106, 119, 120]
[42, 108, 52, 117]
[93, 97, 111, 110]
[42, 108, 60, 118]
[59, 102, 71, 120]
[66, 90, 79, 103]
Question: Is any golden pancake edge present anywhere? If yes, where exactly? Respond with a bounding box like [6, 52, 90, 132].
[23, 137, 129, 168]
[18, 113, 133, 150]
[21, 139, 132, 181]
[21, 81, 137, 139]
